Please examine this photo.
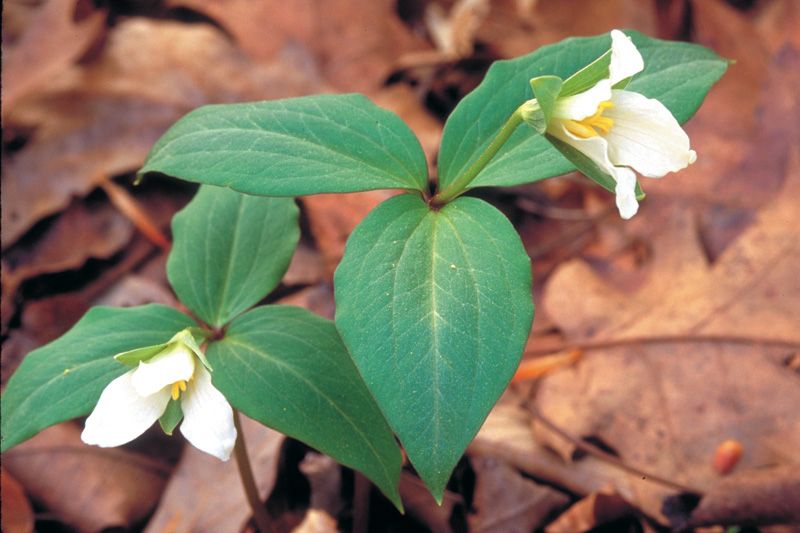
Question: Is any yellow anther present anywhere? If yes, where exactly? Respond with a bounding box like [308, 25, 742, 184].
[171, 380, 188, 400]
[564, 100, 615, 139]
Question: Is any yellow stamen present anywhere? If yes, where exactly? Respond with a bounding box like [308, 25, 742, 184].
[171, 380, 187, 400]
[564, 100, 615, 139]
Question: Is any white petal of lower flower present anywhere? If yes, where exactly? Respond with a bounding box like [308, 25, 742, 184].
[131, 344, 196, 397]
[553, 79, 612, 121]
[82, 371, 171, 447]
[550, 123, 640, 219]
[179, 365, 236, 461]
[609, 30, 644, 85]
[604, 90, 696, 177]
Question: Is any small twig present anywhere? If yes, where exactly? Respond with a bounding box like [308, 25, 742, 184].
[352, 472, 371, 533]
[531, 408, 702, 494]
[102, 180, 171, 251]
[233, 410, 273, 533]
[525, 334, 800, 357]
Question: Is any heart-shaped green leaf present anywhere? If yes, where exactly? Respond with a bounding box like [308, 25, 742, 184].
[334, 194, 533, 501]
[206, 305, 403, 509]
[168, 186, 299, 327]
[437, 30, 728, 191]
[139, 94, 428, 195]
[1, 305, 195, 451]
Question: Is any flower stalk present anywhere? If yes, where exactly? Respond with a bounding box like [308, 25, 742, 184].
[433, 108, 525, 205]
[233, 410, 273, 533]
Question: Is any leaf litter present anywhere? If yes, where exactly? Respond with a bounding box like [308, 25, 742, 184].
[2, 0, 799, 530]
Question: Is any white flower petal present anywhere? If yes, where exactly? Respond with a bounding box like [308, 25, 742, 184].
[613, 166, 639, 220]
[609, 30, 644, 85]
[550, 123, 640, 219]
[604, 90, 696, 177]
[180, 365, 236, 461]
[82, 371, 170, 447]
[553, 79, 612, 121]
[131, 343, 196, 397]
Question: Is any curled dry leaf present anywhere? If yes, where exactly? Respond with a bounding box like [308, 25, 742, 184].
[469, 454, 569, 532]
[544, 485, 635, 533]
[144, 416, 285, 533]
[3, 423, 168, 532]
[425, 0, 490, 58]
[292, 453, 342, 533]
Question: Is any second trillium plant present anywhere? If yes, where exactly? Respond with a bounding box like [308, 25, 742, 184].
[1, 29, 727, 510]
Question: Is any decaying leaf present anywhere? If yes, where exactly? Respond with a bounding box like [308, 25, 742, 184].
[3, 423, 168, 532]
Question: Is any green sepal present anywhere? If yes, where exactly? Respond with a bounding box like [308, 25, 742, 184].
[114, 343, 169, 367]
[559, 49, 612, 97]
[528, 75, 563, 133]
[159, 399, 184, 435]
[114, 328, 211, 370]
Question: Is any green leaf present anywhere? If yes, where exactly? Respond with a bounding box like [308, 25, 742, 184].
[529, 75, 563, 132]
[206, 305, 403, 509]
[139, 94, 428, 195]
[159, 399, 183, 435]
[437, 30, 728, 191]
[334, 194, 533, 501]
[167, 186, 300, 327]
[1, 305, 195, 452]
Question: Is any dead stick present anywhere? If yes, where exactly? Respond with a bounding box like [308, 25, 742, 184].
[525, 334, 800, 357]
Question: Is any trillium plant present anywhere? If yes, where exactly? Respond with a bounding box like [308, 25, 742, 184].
[2, 30, 726, 520]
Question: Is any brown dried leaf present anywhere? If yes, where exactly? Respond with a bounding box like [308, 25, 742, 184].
[1, 0, 105, 113]
[302, 191, 396, 278]
[545, 485, 635, 533]
[144, 416, 285, 533]
[2, 18, 316, 248]
[685, 465, 800, 528]
[1, 468, 34, 533]
[399, 471, 461, 533]
[468, 454, 569, 532]
[535, 158, 800, 521]
[2, 200, 134, 329]
[478, 0, 657, 59]
[3, 423, 168, 532]
[168, 0, 428, 91]
[425, 0, 491, 58]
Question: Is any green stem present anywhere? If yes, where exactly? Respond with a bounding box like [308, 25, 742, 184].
[233, 410, 272, 533]
[433, 107, 525, 204]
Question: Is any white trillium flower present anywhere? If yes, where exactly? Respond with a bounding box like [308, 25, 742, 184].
[541, 29, 697, 219]
[81, 329, 237, 461]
